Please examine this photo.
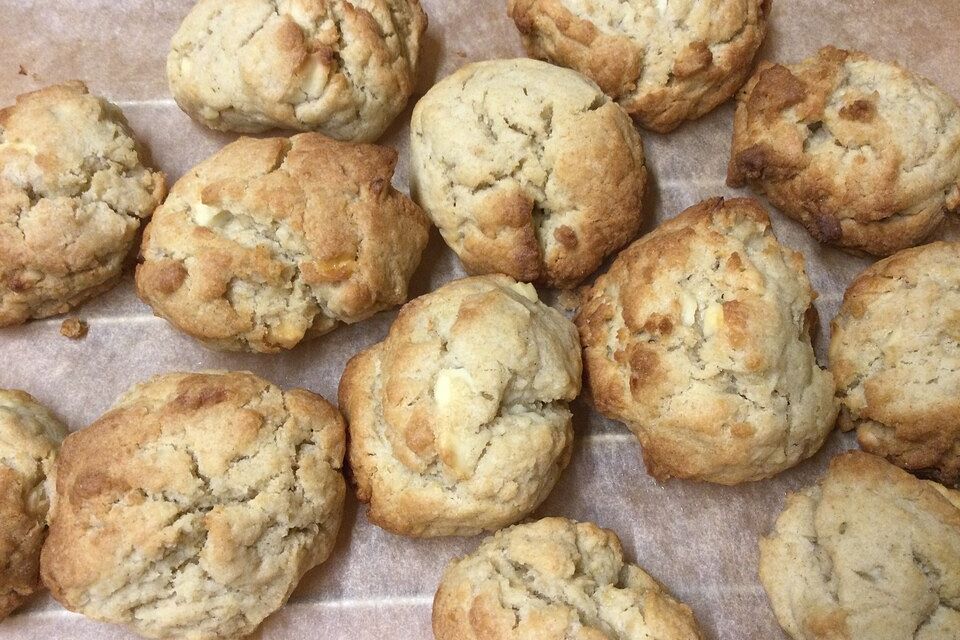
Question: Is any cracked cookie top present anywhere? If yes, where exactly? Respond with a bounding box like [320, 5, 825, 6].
[339, 275, 581, 537]
[759, 451, 960, 640]
[576, 197, 836, 484]
[508, 0, 768, 133]
[728, 46, 960, 256]
[830, 241, 960, 486]
[136, 133, 429, 353]
[0, 390, 67, 620]
[0, 82, 166, 326]
[167, 0, 427, 141]
[433, 517, 704, 640]
[409, 58, 647, 289]
[40, 371, 346, 640]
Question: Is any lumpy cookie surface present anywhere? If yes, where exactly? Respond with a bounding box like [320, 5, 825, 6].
[831, 241, 960, 485]
[0, 390, 67, 619]
[728, 46, 960, 256]
[339, 275, 581, 536]
[410, 58, 646, 289]
[760, 452, 960, 640]
[433, 517, 704, 640]
[509, 0, 768, 132]
[167, 0, 427, 141]
[0, 82, 165, 326]
[137, 133, 429, 353]
[576, 197, 836, 484]
[40, 371, 346, 640]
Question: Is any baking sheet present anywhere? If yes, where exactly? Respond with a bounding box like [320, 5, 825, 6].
[2, 0, 959, 638]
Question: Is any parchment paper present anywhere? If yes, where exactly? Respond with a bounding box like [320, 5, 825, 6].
[1, 1, 959, 638]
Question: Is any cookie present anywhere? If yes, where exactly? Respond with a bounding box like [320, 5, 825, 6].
[167, 0, 427, 141]
[759, 451, 960, 640]
[433, 517, 704, 640]
[409, 58, 646, 289]
[339, 275, 581, 537]
[0, 390, 67, 620]
[830, 241, 960, 486]
[40, 371, 346, 640]
[576, 197, 837, 484]
[136, 133, 429, 353]
[0, 82, 166, 326]
[508, 0, 768, 133]
[728, 46, 960, 256]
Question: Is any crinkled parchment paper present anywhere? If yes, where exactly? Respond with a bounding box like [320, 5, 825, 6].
[1, 0, 959, 638]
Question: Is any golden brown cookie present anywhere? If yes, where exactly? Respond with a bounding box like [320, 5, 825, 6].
[168, 0, 427, 141]
[136, 133, 429, 353]
[0, 82, 165, 326]
[728, 47, 960, 256]
[410, 58, 646, 289]
[509, 0, 769, 132]
[434, 517, 705, 640]
[759, 452, 960, 640]
[0, 390, 66, 620]
[40, 371, 346, 640]
[831, 241, 960, 485]
[339, 275, 581, 536]
[576, 197, 836, 484]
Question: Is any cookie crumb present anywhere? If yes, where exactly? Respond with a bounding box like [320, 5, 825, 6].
[60, 318, 88, 339]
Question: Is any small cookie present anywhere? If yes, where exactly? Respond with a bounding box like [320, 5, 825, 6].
[728, 46, 960, 256]
[40, 371, 346, 640]
[576, 197, 837, 484]
[137, 133, 429, 353]
[433, 517, 704, 640]
[831, 241, 960, 485]
[508, 0, 769, 133]
[410, 58, 646, 289]
[167, 0, 427, 141]
[0, 82, 166, 326]
[339, 275, 581, 537]
[759, 451, 960, 640]
[0, 390, 67, 620]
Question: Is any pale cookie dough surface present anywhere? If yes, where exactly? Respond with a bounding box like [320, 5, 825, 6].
[0, 390, 67, 620]
[831, 241, 960, 486]
[167, 0, 427, 141]
[410, 58, 646, 289]
[759, 451, 960, 640]
[728, 46, 960, 256]
[40, 371, 346, 640]
[576, 197, 836, 484]
[136, 133, 429, 353]
[433, 517, 704, 640]
[0, 82, 166, 326]
[508, 0, 768, 132]
[339, 275, 581, 537]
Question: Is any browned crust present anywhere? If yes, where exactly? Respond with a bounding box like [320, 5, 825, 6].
[508, 0, 769, 132]
[830, 241, 960, 485]
[728, 46, 960, 256]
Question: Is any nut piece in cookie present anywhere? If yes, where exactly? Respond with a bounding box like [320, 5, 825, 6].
[508, 0, 769, 132]
[167, 0, 427, 141]
[0, 389, 67, 620]
[433, 517, 705, 640]
[40, 371, 346, 640]
[339, 275, 582, 537]
[0, 82, 166, 326]
[410, 58, 647, 289]
[728, 46, 960, 256]
[136, 133, 429, 353]
[576, 197, 837, 484]
[831, 241, 960, 486]
[759, 451, 960, 640]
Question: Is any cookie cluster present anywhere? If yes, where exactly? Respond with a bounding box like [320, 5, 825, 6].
[2, 1, 960, 640]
